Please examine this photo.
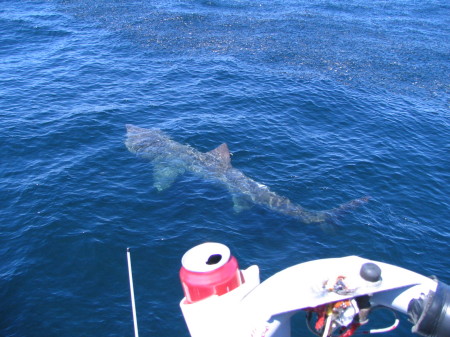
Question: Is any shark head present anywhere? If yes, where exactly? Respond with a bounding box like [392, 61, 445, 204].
[125, 124, 171, 159]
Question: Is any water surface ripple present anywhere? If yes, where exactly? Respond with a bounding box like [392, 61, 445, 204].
[0, 0, 448, 336]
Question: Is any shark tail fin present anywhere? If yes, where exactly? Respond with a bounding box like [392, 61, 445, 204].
[312, 196, 371, 233]
[332, 196, 371, 215]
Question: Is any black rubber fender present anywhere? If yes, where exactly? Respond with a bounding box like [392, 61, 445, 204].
[408, 282, 450, 337]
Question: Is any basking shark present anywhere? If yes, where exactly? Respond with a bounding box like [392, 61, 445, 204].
[125, 124, 369, 226]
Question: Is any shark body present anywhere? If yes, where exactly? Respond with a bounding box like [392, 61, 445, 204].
[125, 124, 368, 225]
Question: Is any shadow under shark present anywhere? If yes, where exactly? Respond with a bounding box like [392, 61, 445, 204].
[125, 124, 369, 226]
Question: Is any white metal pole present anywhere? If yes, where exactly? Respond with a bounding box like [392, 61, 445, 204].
[127, 248, 139, 337]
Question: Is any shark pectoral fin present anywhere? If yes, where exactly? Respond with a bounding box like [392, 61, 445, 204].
[232, 194, 253, 213]
[153, 165, 185, 192]
[319, 221, 337, 235]
[208, 143, 232, 168]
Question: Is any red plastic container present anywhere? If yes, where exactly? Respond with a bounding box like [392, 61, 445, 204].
[180, 243, 243, 303]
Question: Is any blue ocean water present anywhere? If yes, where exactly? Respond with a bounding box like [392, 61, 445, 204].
[0, 0, 448, 336]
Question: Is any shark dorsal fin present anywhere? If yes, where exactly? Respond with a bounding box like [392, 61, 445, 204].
[208, 143, 231, 168]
